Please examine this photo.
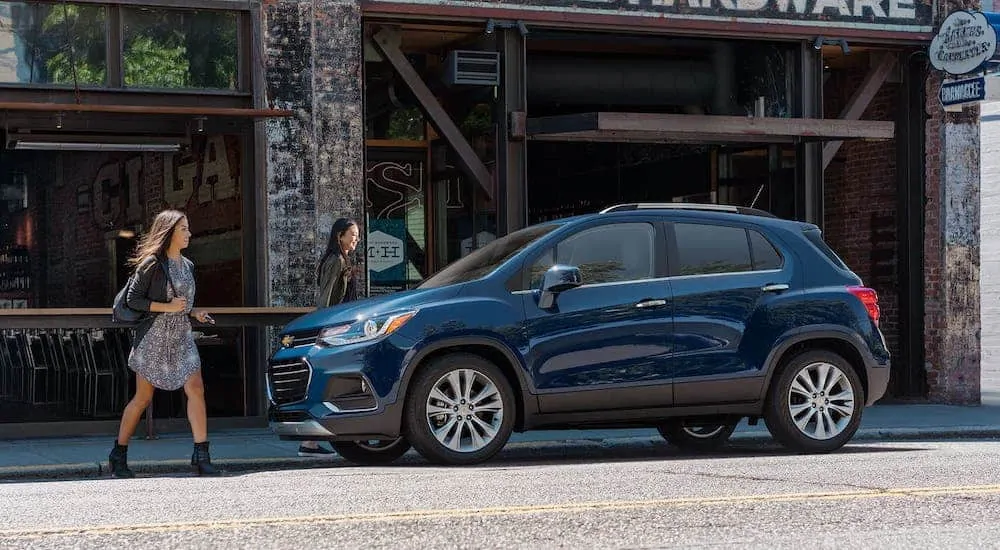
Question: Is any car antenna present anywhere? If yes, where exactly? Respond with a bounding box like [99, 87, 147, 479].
[749, 184, 765, 209]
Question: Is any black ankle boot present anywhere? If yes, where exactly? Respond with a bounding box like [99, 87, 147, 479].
[108, 442, 135, 479]
[191, 441, 221, 476]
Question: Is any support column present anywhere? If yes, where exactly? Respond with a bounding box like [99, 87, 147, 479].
[261, 0, 365, 308]
[496, 28, 527, 235]
[797, 43, 823, 226]
[924, 68, 982, 404]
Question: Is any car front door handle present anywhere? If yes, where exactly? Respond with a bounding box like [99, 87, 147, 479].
[761, 283, 790, 293]
[635, 299, 668, 308]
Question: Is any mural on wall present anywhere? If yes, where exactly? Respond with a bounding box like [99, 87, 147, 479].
[1, 134, 247, 308]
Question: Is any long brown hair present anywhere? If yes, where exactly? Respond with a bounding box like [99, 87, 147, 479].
[128, 209, 187, 269]
[317, 218, 358, 279]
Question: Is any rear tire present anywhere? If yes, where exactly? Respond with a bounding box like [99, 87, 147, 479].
[330, 438, 411, 465]
[764, 350, 864, 453]
[404, 353, 515, 465]
[657, 417, 739, 451]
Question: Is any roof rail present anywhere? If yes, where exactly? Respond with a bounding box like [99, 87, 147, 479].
[599, 203, 778, 218]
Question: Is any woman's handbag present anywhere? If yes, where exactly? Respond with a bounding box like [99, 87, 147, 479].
[111, 258, 175, 325]
[112, 272, 144, 324]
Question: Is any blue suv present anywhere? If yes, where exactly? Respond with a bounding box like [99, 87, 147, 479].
[267, 203, 889, 465]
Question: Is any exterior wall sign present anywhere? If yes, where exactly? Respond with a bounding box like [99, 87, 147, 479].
[939, 76, 987, 106]
[369, 0, 933, 30]
[929, 10, 999, 76]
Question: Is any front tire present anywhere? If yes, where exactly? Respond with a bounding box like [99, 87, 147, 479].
[764, 350, 864, 453]
[330, 438, 411, 465]
[657, 417, 739, 452]
[404, 353, 515, 465]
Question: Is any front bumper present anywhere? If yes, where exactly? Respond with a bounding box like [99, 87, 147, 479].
[265, 340, 408, 441]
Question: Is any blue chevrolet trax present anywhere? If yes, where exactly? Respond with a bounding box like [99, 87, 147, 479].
[267, 203, 889, 465]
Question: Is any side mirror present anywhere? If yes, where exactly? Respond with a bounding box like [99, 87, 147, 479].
[538, 265, 582, 309]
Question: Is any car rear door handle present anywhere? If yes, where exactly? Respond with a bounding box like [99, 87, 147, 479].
[635, 299, 668, 308]
[761, 283, 790, 293]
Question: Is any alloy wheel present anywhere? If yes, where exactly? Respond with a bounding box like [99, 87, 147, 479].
[786, 361, 856, 440]
[425, 368, 504, 454]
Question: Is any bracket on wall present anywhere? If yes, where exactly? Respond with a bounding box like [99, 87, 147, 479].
[822, 52, 898, 170]
[370, 26, 494, 200]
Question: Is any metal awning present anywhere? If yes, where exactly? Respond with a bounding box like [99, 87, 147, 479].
[525, 112, 894, 144]
[0, 101, 293, 118]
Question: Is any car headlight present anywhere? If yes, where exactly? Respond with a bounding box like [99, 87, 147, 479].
[317, 310, 417, 347]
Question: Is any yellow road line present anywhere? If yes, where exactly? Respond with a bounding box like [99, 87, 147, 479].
[4, 484, 1000, 539]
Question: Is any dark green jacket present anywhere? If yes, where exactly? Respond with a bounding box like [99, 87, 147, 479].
[317, 253, 351, 308]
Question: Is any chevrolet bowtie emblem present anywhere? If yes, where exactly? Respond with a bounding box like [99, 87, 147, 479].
[281, 335, 294, 348]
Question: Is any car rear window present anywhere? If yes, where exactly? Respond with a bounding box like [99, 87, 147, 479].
[674, 223, 753, 275]
[748, 229, 783, 270]
[803, 228, 847, 269]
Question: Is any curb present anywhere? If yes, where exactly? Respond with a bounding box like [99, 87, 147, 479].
[2, 427, 998, 481]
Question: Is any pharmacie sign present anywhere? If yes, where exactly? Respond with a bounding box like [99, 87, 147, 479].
[378, 0, 932, 29]
[930, 10, 1000, 76]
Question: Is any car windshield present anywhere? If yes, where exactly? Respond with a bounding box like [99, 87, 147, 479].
[418, 223, 560, 289]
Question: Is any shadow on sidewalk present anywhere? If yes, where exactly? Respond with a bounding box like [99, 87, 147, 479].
[0, 439, 934, 484]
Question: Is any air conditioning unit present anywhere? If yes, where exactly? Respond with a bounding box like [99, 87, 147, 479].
[443, 50, 500, 87]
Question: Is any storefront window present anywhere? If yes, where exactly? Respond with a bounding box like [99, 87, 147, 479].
[122, 7, 238, 90]
[366, 148, 428, 295]
[0, 134, 249, 423]
[0, 1, 107, 85]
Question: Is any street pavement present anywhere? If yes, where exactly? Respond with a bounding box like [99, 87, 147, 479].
[1, 397, 998, 481]
[1, 438, 998, 548]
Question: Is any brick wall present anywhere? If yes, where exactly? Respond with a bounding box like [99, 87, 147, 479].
[262, 0, 365, 308]
[822, 61, 902, 386]
[921, 0, 983, 405]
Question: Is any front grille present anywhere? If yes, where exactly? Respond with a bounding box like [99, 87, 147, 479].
[282, 330, 319, 348]
[269, 409, 310, 423]
[267, 360, 310, 405]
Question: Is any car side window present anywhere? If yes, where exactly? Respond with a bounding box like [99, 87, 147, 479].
[674, 223, 752, 276]
[748, 229, 783, 270]
[527, 223, 655, 289]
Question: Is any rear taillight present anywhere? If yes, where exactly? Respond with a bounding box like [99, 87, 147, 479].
[847, 286, 880, 326]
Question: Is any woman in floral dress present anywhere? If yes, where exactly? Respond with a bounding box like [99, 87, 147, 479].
[107, 210, 218, 478]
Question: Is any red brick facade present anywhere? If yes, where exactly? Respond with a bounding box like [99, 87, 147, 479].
[822, 64, 902, 391]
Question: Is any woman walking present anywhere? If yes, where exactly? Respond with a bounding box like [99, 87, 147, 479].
[298, 217, 360, 457]
[108, 210, 218, 477]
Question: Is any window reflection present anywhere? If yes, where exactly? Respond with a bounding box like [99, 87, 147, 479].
[0, 1, 106, 85]
[0, 135, 251, 423]
[122, 7, 237, 90]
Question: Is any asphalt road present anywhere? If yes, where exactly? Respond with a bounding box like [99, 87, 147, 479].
[2, 439, 999, 549]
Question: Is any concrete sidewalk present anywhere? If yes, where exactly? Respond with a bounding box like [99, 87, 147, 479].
[2, 401, 998, 481]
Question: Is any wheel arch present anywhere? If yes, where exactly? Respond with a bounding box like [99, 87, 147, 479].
[396, 336, 535, 432]
[759, 327, 873, 406]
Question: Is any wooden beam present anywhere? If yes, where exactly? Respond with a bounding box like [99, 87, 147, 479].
[527, 112, 894, 142]
[822, 53, 898, 169]
[371, 27, 494, 200]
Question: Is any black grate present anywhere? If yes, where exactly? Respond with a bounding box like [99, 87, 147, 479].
[267, 360, 310, 405]
[268, 409, 310, 423]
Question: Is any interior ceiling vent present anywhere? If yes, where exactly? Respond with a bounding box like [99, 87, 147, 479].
[443, 50, 500, 87]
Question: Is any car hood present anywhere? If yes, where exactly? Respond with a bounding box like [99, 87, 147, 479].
[280, 285, 464, 334]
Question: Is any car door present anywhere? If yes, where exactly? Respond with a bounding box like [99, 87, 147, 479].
[519, 220, 675, 413]
[666, 220, 790, 405]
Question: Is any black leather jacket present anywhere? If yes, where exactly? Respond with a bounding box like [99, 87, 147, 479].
[126, 255, 187, 345]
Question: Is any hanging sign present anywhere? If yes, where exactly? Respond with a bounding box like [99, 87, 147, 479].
[929, 10, 999, 76]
